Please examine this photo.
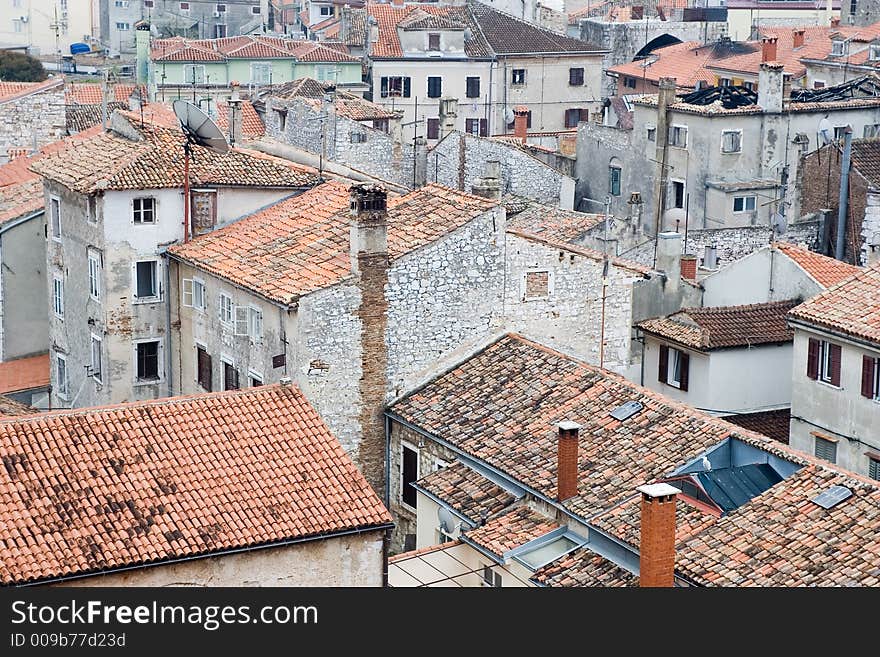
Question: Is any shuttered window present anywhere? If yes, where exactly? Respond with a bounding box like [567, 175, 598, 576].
[427, 76, 442, 98]
[466, 76, 480, 98]
[816, 340, 841, 386]
[658, 344, 689, 391]
[869, 457, 880, 481]
[380, 76, 410, 98]
[426, 118, 440, 140]
[814, 436, 837, 464]
[197, 346, 212, 391]
[862, 355, 879, 400]
[569, 67, 584, 86]
[223, 360, 239, 391]
[466, 119, 488, 137]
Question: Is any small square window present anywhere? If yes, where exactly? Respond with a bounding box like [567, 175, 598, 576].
[733, 195, 756, 212]
[133, 197, 155, 224]
[136, 341, 161, 381]
[569, 67, 584, 86]
[721, 130, 742, 153]
[481, 565, 502, 587]
[428, 33, 440, 51]
[512, 69, 526, 85]
[135, 261, 159, 300]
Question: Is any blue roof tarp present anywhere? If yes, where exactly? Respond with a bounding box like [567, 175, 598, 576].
[70, 43, 91, 55]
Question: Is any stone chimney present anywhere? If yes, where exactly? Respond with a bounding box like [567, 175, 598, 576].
[655, 231, 682, 292]
[135, 20, 151, 87]
[340, 4, 351, 43]
[413, 136, 428, 188]
[637, 483, 680, 587]
[513, 105, 529, 142]
[628, 191, 645, 232]
[758, 62, 785, 113]
[439, 97, 458, 140]
[227, 81, 243, 147]
[349, 184, 390, 497]
[761, 35, 778, 62]
[793, 29, 805, 49]
[368, 18, 379, 48]
[653, 78, 677, 235]
[680, 254, 697, 281]
[471, 159, 502, 200]
[556, 421, 580, 501]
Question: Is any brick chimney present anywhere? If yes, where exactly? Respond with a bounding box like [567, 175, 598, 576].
[349, 184, 390, 496]
[831, 16, 840, 27]
[556, 421, 580, 501]
[680, 254, 697, 281]
[793, 29, 805, 49]
[761, 36, 778, 62]
[513, 105, 529, 142]
[439, 97, 458, 140]
[758, 62, 785, 113]
[637, 482, 680, 587]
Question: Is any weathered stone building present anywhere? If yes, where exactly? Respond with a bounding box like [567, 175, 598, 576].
[0, 79, 66, 163]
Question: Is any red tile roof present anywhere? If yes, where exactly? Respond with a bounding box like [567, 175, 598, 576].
[506, 200, 605, 243]
[637, 300, 798, 351]
[723, 409, 791, 444]
[470, 3, 602, 55]
[368, 4, 491, 59]
[169, 181, 497, 304]
[65, 83, 137, 104]
[152, 35, 357, 63]
[0, 78, 63, 103]
[532, 548, 637, 586]
[0, 384, 391, 585]
[0, 353, 49, 395]
[464, 506, 559, 558]
[592, 497, 719, 553]
[788, 262, 880, 344]
[608, 41, 722, 88]
[261, 77, 397, 120]
[773, 242, 861, 288]
[0, 396, 36, 417]
[414, 461, 516, 524]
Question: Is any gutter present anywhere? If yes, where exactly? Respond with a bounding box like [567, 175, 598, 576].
[15, 522, 394, 588]
[0, 209, 44, 235]
[787, 316, 880, 353]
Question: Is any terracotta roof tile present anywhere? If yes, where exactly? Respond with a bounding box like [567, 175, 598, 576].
[151, 35, 357, 63]
[773, 242, 861, 287]
[637, 300, 798, 350]
[264, 77, 396, 121]
[845, 137, 880, 187]
[399, 9, 466, 31]
[168, 182, 497, 304]
[506, 199, 605, 243]
[788, 262, 880, 344]
[608, 41, 723, 88]
[0, 354, 49, 395]
[592, 497, 719, 551]
[343, 8, 367, 46]
[414, 462, 515, 524]
[368, 4, 491, 59]
[0, 396, 37, 417]
[65, 102, 128, 133]
[723, 409, 791, 444]
[0, 78, 63, 103]
[463, 506, 559, 558]
[0, 384, 391, 585]
[65, 83, 136, 104]
[531, 548, 637, 586]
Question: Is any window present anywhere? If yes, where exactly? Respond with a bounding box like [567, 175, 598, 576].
[373, 118, 389, 133]
[191, 190, 216, 236]
[223, 359, 239, 390]
[870, 45, 880, 60]
[135, 341, 161, 382]
[721, 130, 742, 153]
[134, 261, 159, 300]
[12, 19, 22, 33]
[733, 195, 756, 213]
[114, 1, 129, 7]
[669, 124, 688, 148]
[251, 63, 272, 85]
[350, 131, 367, 143]
[671, 180, 685, 209]
[646, 126, 656, 142]
[248, 307, 263, 342]
[380, 76, 411, 98]
[49, 197, 61, 240]
[219, 293, 233, 325]
[523, 270, 551, 300]
[179, 2, 190, 12]
[481, 565, 502, 587]
[743, 81, 755, 91]
[834, 126, 849, 141]
[252, 5, 261, 13]
[197, 345, 212, 391]
[511, 69, 526, 85]
[52, 275, 64, 319]
[861, 355, 879, 400]
[807, 338, 841, 386]
[426, 117, 440, 140]
[465, 118, 488, 137]
[184, 64, 205, 84]
[831, 40, 845, 56]
[814, 80, 826, 89]
[216, 3, 226, 11]
[658, 344, 689, 391]
[814, 436, 837, 463]
[88, 250, 101, 301]
[249, 371, 263, 387]
[428, 33, 440, 51]
[564, 108, 588, 128]
[865, 124, 880, 138]
[569, 67, 584, 86]
[90, 334, 102, 383]
[319, 5, 332, 15]
[55, 353, 69, 399]
[609, 165, 621, 196]
[182, 278, 206, 311]
[869, 456, 880, 481]
[427, 76, 442, 99]
[401, 442, 418, 508]
[623, 76, 637, 89]
[133, 197, 155, 224]
[466, 76, 480, 98]
[115, 22, 131, 30]
[214, 24, 227, 38]
[718, 77, 732, 87]
[144, 0, 154, 6]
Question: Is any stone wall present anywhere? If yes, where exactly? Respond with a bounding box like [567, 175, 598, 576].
[0, 83, 65, 160]
[576, 120, 633, 215]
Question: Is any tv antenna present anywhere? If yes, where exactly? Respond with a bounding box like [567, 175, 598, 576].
[172, 100, 228, 243]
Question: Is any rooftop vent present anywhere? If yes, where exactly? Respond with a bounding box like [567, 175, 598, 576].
[811, 485, 853, 509]
[609, 400, 643, 421]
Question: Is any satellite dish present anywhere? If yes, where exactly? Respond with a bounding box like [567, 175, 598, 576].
[503, 107, 514, 125]
[438, 507, 457, 535]
[172, 99, 229, 154]
[772, 210, 787, 235]
[818, 116, 832, 145]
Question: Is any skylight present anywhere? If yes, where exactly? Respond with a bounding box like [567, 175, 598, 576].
[811, 485, 852, 510]
[610, 400, 643, 421]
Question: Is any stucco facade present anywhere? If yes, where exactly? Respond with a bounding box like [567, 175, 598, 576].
[0, 211, 47, 362]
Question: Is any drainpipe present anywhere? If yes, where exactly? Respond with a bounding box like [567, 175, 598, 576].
[162, 250, 173, 397]
[835, 125, 852, 262]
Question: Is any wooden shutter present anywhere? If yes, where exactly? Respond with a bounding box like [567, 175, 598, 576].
[807, 338, 819, 379]
[679, 352, 690, 392]
[479, 118, 488, 137]
[197, 348, 212, 392]
[580, 108, 590, 122]
[234, 306, 249, 336]
[427, 118, 439, 140]
[658, 345, 669, 383]
[380, 77, 388, 98]
[403, 77, 411, 98]
[830, 343, 842, 387]
[862, 355, 877, 398]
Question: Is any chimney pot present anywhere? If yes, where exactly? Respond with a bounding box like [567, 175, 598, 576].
[556, 421, 581, 502]
[513, 105, 529, 142]
[637, 483, 680, 587]
[761, 36, 778, 63]
[831, 16, 840, 27]
[793, 29, 805, 49]
[279, 376, 292, 386]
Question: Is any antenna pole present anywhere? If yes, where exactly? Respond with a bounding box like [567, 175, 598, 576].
[183, 141, 191, 243]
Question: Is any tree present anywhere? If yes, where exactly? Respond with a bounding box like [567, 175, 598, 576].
[0, 50, 48, 82]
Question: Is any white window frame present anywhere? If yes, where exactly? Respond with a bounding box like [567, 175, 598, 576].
[400, 440, 420, 511]
[179, 1, 190, 14]
[873, 356, 880, 401]
[55, 352, 69, 400]
[49, 196, 61, 241]
[90, 333, 103, 384]
[864, 123, 880, 139]
[248, 369, 263, 387]
[667, 347, 684, 388]
[184, 64, 205, 84]
[831, 40, 845, 56]
[721, 129, 742, 154]
[88, 249, 101, 301]
[818, 339, 835, 384]
[248, 305, 263, 343]
[669, 124, 688, 149]
[133, 259, 161, 303]
[133, 338, 164, 384]
[319, 4, 333, 15]
[521, 269, 554, 302]
[732, 195, 757, 213]
[192, 278, 206, 312]
[219, 292, 233, 326]
[132, 197, 156, 224]
[116, 22, 131, 30]
[250, 62, 272, 85]
[52, 274, 64, 319]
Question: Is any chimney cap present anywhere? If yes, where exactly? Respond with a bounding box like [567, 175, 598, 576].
[637, 483, 681, 499]
[279, 376, 292, 386]
[558, 420, 582, 432]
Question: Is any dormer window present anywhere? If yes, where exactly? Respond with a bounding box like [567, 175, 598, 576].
[428, 33, 440, 51]
[831, 39, 846, 56]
